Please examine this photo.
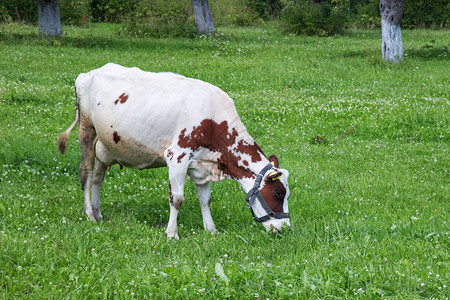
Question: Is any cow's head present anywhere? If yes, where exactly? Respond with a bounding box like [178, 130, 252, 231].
[245, 155, 291, 233]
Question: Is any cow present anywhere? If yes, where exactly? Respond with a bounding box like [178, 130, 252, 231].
[58, 63, 290, 239]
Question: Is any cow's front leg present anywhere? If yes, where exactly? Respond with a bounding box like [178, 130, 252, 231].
[166, 171, 187, 240]
[195, 182, 216, 233]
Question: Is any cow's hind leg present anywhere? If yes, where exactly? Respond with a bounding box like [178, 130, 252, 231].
[79, 118, 98, 222]
[90, 158, 107, 221]
[195, 182, 216, 233]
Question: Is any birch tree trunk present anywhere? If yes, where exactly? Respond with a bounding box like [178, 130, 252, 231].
[380, 0, 405, 62]
[37, 0, 62, 37]
[191, 0, 214, 35]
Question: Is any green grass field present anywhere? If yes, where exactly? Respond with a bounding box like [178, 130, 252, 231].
[0, 23, 449, 298]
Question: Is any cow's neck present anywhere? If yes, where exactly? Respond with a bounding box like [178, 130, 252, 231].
[180, 117, 272, 192]
[236, 160, 272, 193]
[219, 140, 271, 193]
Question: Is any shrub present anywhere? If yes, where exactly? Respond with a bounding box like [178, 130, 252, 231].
[281, 1, 347, 36]
[403, 0, 449, 29]
[90, 0, 139, 23]
[210, 0, 261, 26]
[247, 0, 284, 20]
[0, 5, 13, 23]
[0, 0, 90, 25]
[120, 0, 196, 38]
[0, 0, 37, 23]
[60, 0, 91, 26]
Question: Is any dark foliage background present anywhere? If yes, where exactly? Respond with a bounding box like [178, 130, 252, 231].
[0, 0, 448, 36]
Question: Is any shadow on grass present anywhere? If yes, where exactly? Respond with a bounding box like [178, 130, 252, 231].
[0, 31, 200, 51]
[101, 192, 169, 226]
[406, 45, 448, 60]
[341, 45, 448, 61]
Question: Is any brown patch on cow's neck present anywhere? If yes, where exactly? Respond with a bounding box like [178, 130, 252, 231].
[177, 119, 264, 179]
[113, 131, 121, 144]
[234, 139, 262, 163]
[260, 179, 286, 213]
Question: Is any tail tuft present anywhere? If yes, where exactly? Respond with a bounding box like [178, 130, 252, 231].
[58, 101, 79, 154]
[58, 132, 69, 154]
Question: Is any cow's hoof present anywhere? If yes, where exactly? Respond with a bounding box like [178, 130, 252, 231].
[166, 232, 179, 240]
[88, 214, 99, 222]
[93, 214, 103, 222]
[83, 206, 103, 223]
[92, 208, 103, 222]
[93, 211, 103, 222]
[83, 208, 97, 223]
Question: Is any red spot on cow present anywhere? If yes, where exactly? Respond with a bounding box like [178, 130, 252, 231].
[167, 149, 174, 160]
[177, 119, 264, 179]
[113, 131, 121, 144]
[177, 152, 186, 163]
[260, 179, 286, 213]
[120, 93, 128, 103]
[243, 160, 249, 166]
[114, 93, 129, 105]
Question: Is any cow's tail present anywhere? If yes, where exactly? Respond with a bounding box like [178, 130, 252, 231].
[58, 103, 79, 154]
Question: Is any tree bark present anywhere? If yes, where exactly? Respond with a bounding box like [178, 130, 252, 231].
[191, 0, 214, 35]
[37, 0, 62, 37]
[380, 0, 405, 62]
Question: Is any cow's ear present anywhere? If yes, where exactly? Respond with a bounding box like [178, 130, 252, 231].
[268, 155, 279, 168]
[267, 170, 282, 181]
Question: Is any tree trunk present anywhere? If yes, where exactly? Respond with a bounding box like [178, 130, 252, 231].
[37, 0, 62, 37]
[379, 0, 405, 62]
[191, 0, 214, 35]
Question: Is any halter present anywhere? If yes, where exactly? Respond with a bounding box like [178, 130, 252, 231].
[244, 163, 290, 223]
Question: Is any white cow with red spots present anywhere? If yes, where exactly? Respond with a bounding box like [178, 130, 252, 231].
[58, 63, 290, 239]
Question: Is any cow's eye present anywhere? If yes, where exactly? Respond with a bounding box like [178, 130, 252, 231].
[275, 189, 284, 201]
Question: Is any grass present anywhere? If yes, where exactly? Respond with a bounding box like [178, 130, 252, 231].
[0, 23, 449, 298]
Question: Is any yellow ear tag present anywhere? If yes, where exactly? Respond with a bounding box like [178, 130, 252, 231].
[268, 171, 281, 180]
[270, 161, 275, 166]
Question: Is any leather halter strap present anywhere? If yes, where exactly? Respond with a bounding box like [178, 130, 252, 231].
[244, 163, 290, 223]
